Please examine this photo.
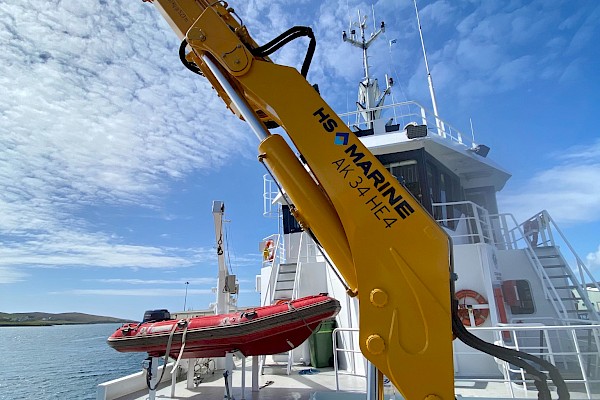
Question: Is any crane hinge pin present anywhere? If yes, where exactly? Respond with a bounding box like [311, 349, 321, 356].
[188, 27, 206, 43]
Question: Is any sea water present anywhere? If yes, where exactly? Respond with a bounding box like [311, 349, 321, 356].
[0, 324, 145, 400]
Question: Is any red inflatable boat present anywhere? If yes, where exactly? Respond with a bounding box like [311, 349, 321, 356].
[107, 295, 340, 358]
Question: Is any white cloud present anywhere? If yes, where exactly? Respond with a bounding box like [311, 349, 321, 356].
[0, 0, 257, 275]
[0, 229, 212, 269]
[91, 278, 216, 285]
[420, 0, 456, 26]
[50, 288, 215, 297]
[588, 245, 600, 268]
[50, 287, 254, 296]
[407, 1, 598, 103]
[499, 140, 600, 224]
[0, 266, 29, 284]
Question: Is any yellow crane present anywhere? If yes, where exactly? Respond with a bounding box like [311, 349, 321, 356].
[139, 2, 568, 399]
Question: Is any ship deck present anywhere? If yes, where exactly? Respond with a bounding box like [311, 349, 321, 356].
[111, 358, 590, 400]
[115, 362, 366, 400]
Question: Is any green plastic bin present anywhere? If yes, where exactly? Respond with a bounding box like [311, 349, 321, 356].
[309, 320, 336, 368]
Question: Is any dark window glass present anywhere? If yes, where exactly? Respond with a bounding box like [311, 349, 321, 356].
[282, 205, 303, 234]
[385, 160, 422, 202]
[503, 280, 535, 315]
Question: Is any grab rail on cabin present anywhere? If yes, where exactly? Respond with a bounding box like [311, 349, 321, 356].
[332, 327, 363, 392]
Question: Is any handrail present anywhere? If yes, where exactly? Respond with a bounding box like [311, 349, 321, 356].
[286, 233, 306, 375]
[262, 174, 281, 218]
[430, 202, 596, 323]
[432, 200, 493, 244]
[332, 327, 363, 391]
[291, 232, 305, 301]
[261, 233, 280, 306]
[494, 210, 600, 320]
[338, 100, 475, 148]
[537, 210, 600, 295]
[491, 212, 570, 321]
[332, 325, 600, 399]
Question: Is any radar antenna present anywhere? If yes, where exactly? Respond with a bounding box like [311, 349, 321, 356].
[342, 10, 391, 129]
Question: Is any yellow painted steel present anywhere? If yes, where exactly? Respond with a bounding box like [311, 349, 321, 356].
[241, 60, 454, 400]
[258, 134, 357, 292]
[146, 2, 454, 399]
[152, 0, 206, 38]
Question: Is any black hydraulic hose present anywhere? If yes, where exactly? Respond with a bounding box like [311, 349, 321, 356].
[179, 39, 203, 75]
[250, 26, 316, 78]
[451, 300, 570, 400]
[179, 26, 316, 78]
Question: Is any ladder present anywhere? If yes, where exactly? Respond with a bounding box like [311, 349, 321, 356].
[533, 246, 600, 322]
[271, 262, 298, 303]
[260, 262, 300, 376]
[262, 232, 319, 375]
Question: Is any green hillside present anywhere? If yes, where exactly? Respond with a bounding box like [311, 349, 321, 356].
[0, 311, 132, 326]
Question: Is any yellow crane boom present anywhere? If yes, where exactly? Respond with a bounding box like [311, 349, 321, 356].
[147, 2, 454, 399]
[138, 2, 569, 400]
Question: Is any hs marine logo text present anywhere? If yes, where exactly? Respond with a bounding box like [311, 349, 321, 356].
[313, 107, 415, 227]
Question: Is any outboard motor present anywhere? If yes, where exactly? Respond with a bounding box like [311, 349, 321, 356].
[143, 309, 171, 323]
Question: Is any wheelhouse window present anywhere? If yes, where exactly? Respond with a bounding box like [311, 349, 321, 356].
[426, 161, 463, 230]
[376, 149, 465, 230]
[384, 160, 422, 203]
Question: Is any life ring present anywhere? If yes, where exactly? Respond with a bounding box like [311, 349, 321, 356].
[263, 240, 275, 261]
[456, 289, 489, 326]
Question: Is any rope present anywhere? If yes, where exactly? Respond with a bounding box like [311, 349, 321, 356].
[171, 320, 190, 374]
[146, 321, 182, 391]
[285, 301, 318, 338]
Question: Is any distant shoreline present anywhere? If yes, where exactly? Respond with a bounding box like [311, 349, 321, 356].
[0, 321, 131, 327]
[0, 311, 133, 327]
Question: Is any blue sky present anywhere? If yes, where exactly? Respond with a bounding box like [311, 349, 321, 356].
[0, 0, 599, 320]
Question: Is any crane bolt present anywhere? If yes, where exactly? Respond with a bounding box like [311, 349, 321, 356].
[366, 334, 385, 355]
[370, 288, 388, 307]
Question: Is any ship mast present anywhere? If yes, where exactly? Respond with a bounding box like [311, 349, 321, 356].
[413, 0, 445, 137]
[343, 10, 390, 129]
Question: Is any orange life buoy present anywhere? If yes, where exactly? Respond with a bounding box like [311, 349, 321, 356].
[456, 289, 489, 326]
[263, 240, 275, 261]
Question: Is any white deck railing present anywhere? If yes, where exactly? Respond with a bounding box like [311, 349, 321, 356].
[338, 100, 475, 148]
[333, 324, 600, 399]
[432, 200, 494, 244]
